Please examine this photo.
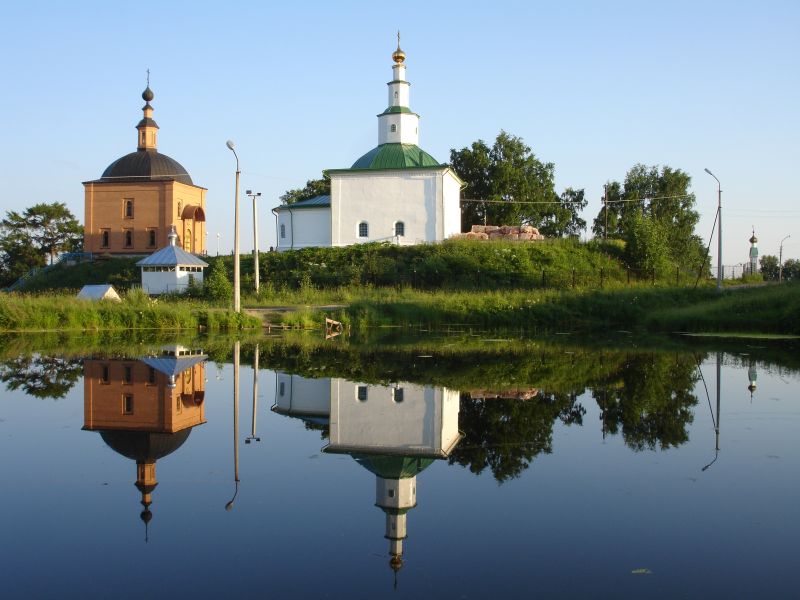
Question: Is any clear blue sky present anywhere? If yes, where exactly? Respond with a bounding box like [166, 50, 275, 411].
[1, 0, 798, 264]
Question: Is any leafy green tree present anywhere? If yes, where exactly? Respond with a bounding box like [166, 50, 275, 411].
[204, 261, 233, 302]
[539, 187, 587, 237]
[592, 353, 699, 451]
[0, 202, 83, 285]
[449, 392, 585, 483]
[624, 211, 671, 274]
[451, 131, 572, 233]
[592, 165, 704, 268]
[782, 258, 800, 281]
[0, 356, 83, 400]
[760, 254, 779, 281]
[279, 173, 330, 205]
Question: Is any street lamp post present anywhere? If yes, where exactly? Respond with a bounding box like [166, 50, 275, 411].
[216, 232, 220, 256]
[704, 168, 722, 291]
[247, 190, 262, 294]
[779, 235, 791, 283]
[226, 140, 241, 312]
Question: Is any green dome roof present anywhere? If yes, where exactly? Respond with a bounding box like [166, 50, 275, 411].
[353, 454, 436, 479]
[351, 143, 441, 170]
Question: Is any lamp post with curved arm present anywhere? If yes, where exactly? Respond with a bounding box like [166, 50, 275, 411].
[779, 235, 791, 283]
[704, 168, 722, 291]
[226, 140, 241, 312]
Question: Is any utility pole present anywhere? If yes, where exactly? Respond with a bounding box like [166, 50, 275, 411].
[603, 184, 608, 240]
[247, 190, 262, 293]
[704, 168, 722, 291]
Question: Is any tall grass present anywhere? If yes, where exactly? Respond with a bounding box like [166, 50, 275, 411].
[0, 292, 261, 332]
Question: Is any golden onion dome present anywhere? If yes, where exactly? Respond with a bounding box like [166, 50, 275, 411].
[392, 30, 406, 63]
[392, 46, 406, 64]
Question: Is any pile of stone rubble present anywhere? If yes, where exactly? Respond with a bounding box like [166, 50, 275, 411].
[452, 225, 545, 241]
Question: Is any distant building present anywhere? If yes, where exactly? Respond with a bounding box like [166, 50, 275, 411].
[83, 85, 207, 255]
[749, 229, 759, 275]
[136, 227, 208, 295]
[274, 39, 463, 250]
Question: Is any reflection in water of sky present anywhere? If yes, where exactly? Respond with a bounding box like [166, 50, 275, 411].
[0, 343, 798, 599]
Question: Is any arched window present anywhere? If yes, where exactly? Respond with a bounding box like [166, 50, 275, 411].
[394, 91, 398, 100]
[148, 230, 156, 247]
[394, 221, 405, 237]
[390, 124, 397, 133]
[393, 387, 404, 403]
[124, 230, 133, 248]
[124, 199, 134, 218]
[280, 223, 286, 239]
[357, 386, 368, 402]
[101, 230, 109, 248]
[177, 201, 182, 218]
[358, 222, 369, 238]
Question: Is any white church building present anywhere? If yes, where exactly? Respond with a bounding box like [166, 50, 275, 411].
[274, 40, 463, 250]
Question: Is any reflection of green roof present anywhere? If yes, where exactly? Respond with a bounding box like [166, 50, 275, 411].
[346, 143, 441, 170]
[353, 454, 435, 479]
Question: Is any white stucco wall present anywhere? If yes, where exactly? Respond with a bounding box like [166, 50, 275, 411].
[331, 169, 453, 246]
[327, 380, 460, 456]
[275, 207, 332, 251]
[273, 373, 332, 417]
[378, 113, 420, 145]
[141, 267, 204, 295]
[442, 170, 463, 238]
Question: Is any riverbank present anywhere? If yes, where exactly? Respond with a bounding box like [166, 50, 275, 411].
[0, 293, 260, 332]
[262, 282, 800, 335]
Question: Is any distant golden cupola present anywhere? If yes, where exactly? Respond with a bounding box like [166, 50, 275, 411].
[392, 31, 406, 64]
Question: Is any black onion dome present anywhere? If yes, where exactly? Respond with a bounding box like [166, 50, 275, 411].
[100, 150, 193, 185]
[100, 428, 192, 462]
[142, 86, 154, 102]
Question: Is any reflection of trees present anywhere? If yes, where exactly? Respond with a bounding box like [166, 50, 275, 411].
[0, 355, 83, 399]
[593, 353, 698, 451]
[450, 392, 585, 483]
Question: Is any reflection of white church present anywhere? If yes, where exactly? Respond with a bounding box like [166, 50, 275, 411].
[274, 39, 463, 250]
[272, 373, 461, 575]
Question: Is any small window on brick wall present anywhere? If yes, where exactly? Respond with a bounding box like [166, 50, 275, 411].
[148, 230, 156, 248]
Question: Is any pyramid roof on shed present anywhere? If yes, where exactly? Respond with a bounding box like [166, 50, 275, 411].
[136, 245, 208, 267]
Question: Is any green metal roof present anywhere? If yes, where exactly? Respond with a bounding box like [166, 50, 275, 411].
[274, 195, 331, 212]
[379, 106, 418, 116]
[347, 143, 441, 170]
[353, 454, 436, 479]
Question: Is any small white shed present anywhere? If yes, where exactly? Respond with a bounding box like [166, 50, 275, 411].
[136, 228, 208, 295]
[77, 284, 122, 302]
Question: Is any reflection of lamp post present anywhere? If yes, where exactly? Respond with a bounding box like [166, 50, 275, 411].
[246, 344, 261, 444]
[226, 340, 241, 510]
[216, 232, 221, 256]
[779, 235, 791, 283]
[704, 168, 722, 291]
[226, 140, 241, 312]
[702, 351, 722, 471]
[246, 190, 262, 294]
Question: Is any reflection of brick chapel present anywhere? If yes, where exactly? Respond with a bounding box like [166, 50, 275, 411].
[83, 85, 206, 255]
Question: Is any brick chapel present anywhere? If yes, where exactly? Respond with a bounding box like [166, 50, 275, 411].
[83, 85, 206, 255]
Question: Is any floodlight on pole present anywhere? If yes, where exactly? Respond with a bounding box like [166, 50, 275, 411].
[704, 168, 722, 291]
[226, 140, 241, 312]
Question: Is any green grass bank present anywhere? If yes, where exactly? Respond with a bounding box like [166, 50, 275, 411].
[0, 293, 260, 333]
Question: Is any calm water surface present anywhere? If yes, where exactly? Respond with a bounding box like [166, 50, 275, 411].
[1, 336, 798, 599]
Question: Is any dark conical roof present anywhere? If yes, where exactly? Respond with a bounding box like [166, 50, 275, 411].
[98, 150, 193, 185]
[100, 428, 192, 462]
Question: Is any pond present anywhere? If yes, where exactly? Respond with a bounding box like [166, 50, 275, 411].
[1, 333, 798, 599]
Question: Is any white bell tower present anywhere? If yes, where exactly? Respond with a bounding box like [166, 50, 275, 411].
[377, 32, 420, 146]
